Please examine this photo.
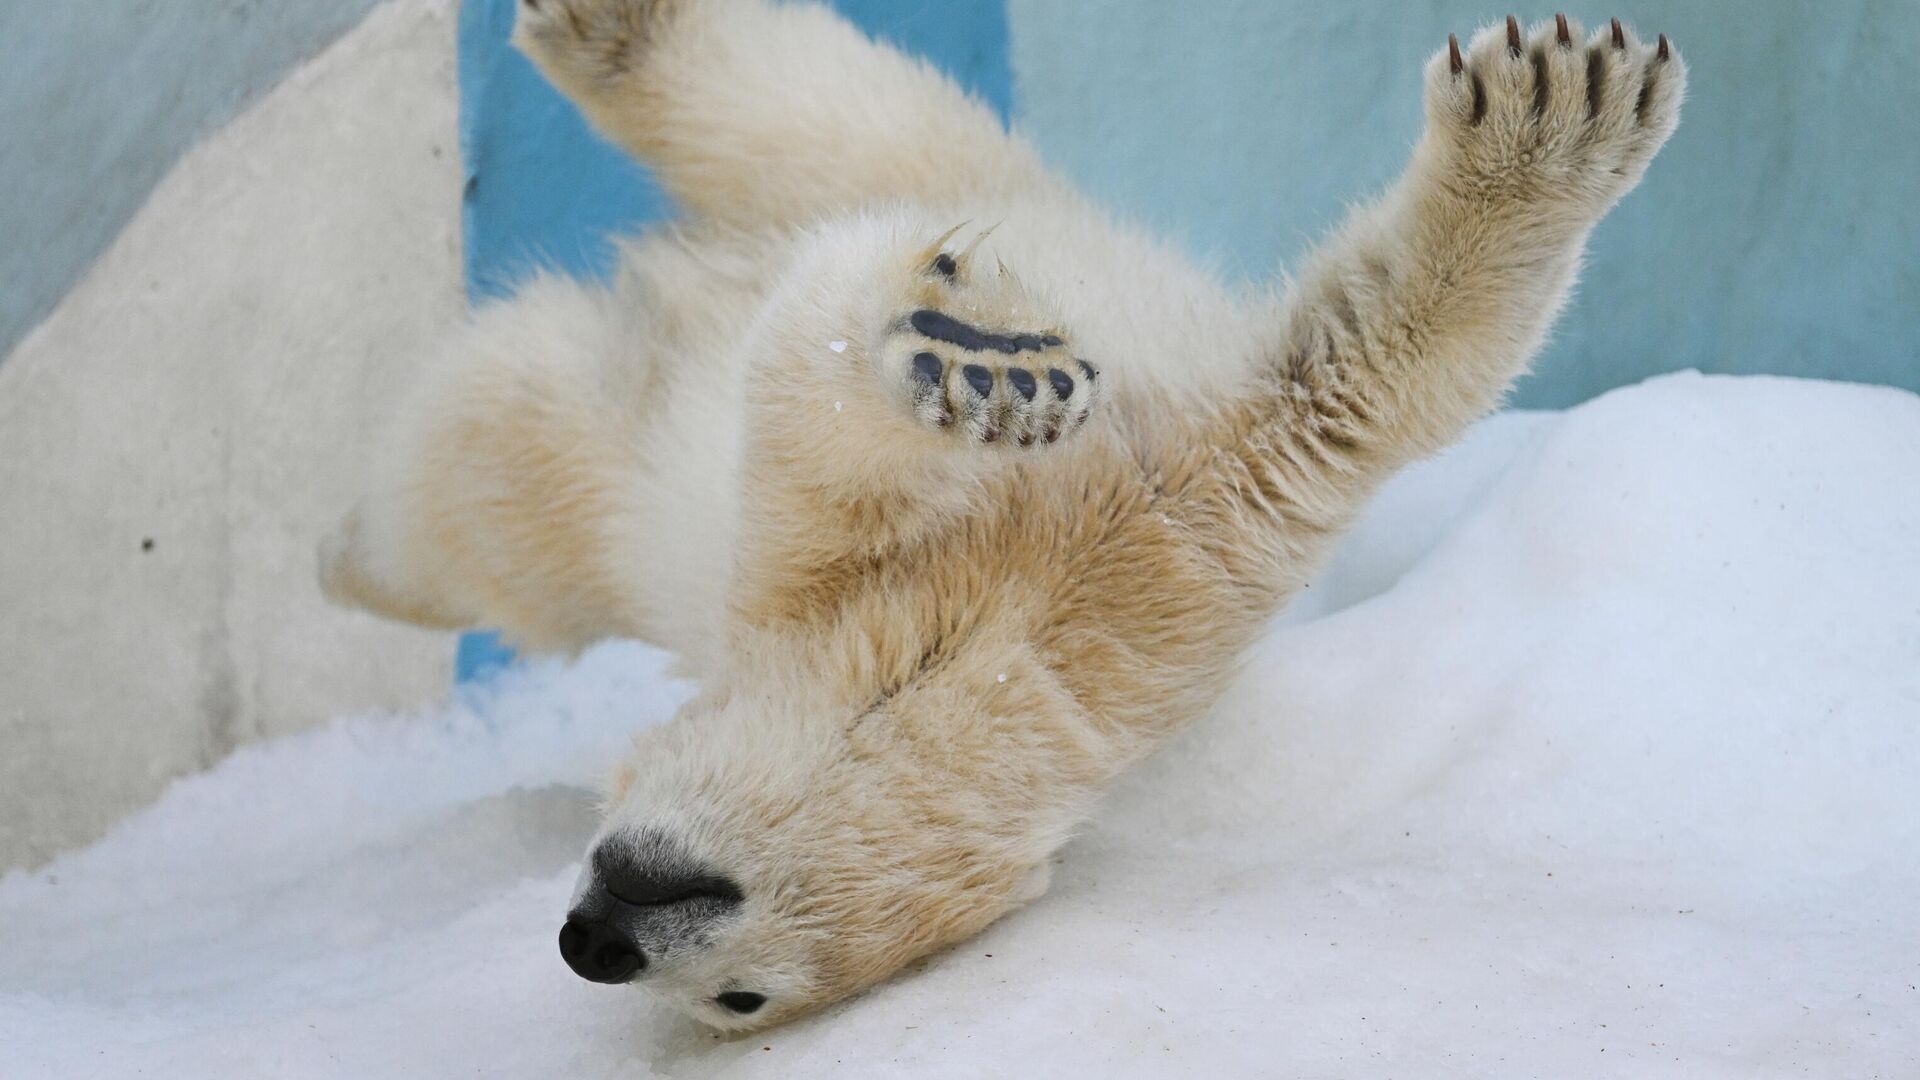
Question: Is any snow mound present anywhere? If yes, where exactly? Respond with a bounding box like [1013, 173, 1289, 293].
[4, 373, 1916, 1077]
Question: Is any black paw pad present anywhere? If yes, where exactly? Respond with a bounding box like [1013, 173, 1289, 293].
[911, 310, 1056, 355]
[962, 365, 994, 398]
[912, 352, 943, 384]
[913, 310, 989, 352]
[1048, 368, 1075, 399]
[1008, 369, 1038, 401]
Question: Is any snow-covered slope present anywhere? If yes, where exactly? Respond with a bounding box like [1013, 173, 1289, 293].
[3, 373, 1915, 1078]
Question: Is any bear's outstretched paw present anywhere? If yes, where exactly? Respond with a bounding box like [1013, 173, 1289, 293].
[886, 238, 1099, 448]
[1424, 15, 1684, 204]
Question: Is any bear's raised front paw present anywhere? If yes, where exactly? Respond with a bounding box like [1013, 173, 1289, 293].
[1424, 15, 1685, 203]
[883, 237, 1099, 447]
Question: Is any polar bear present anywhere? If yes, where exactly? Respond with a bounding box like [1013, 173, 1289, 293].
[321, 1, 1683, 1031]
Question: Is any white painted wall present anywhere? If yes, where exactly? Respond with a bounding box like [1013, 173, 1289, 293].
[0, 0, 463, 869]
[0, 0, 385, 358]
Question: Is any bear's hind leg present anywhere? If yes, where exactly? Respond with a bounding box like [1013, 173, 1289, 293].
[513, 0, 1053, 227]
[320, 270, 740, 662]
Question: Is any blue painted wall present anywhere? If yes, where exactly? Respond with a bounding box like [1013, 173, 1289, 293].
[0, 0, 384, 362]
[1011, 1, 1920, 407]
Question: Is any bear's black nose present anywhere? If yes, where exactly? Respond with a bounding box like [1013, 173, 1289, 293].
[559, 833, 743, 983]
[558, 917, 644, 984]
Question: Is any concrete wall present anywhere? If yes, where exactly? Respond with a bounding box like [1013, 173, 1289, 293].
[0, 0, 461, 870]
[0, 0, 384, 362]
[1011, 1, 1920, 407]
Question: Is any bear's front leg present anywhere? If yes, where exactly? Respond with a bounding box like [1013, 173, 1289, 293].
[1217, 16, 1685, 553]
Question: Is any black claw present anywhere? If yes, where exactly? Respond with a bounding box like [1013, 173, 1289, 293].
[1506, 15, 1522, 56]
[962, 364, 994, 398]
[1657, 33, 1669, 61]
[1047, 368, 1075, 399]
[1611, 18, 1625, 49]
[933, 253, 958, 278]
[1076, 359, 1099, 382]
[1555, 13, 1571, 46]
[1008, 368, 1038, 401]
[912, 352, 943, 384]
[1448, 34, 1463, 75]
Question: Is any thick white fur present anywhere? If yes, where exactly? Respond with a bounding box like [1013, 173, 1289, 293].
[322, 2, 1684, 1031]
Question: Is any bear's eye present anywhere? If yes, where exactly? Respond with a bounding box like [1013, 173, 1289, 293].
[715, 991, 767, 1015]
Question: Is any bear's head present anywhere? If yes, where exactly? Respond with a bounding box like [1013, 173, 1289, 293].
[558, 643, 1083, 1031]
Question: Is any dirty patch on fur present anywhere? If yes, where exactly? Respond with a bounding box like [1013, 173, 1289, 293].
[2, 373, 1914, 1077]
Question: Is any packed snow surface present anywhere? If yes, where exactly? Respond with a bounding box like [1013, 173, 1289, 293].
[3, 373, 1916, 1077]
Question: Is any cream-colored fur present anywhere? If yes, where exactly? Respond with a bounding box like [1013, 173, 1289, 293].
[322, 2, 1683, 1031]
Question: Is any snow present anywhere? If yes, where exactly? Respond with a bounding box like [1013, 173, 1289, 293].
[3, 373, 1916, 1077]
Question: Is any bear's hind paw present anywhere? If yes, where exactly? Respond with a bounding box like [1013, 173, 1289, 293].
[887, 244, 1099, 448]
